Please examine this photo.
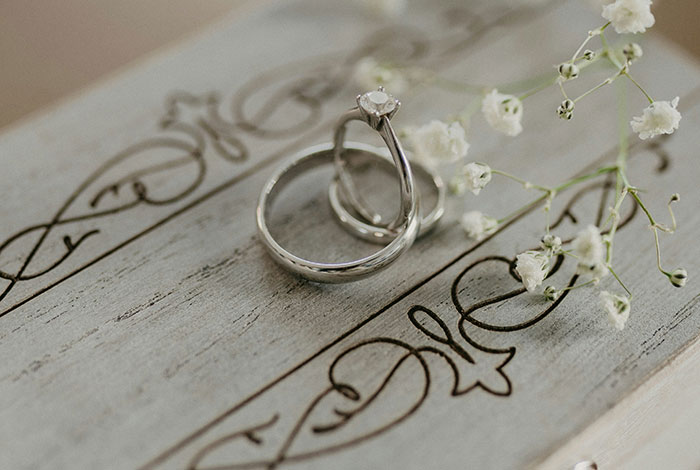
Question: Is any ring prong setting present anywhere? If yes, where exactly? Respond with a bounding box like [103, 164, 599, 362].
[357, 87, 400, 129]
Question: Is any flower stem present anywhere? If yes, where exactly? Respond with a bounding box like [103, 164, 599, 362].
[553, 166, 618, 192]
[491, 169, 550, 192]
[497, 193, 549, 225]
[573, 76, 614, 103]
[623, 72, 655, 104]
[562, 278, 598, 292]
[608, 265, 633, 298]
[600, 31, 624, 69]
[518, 75, 559, 101]
[629, 190, 671, 276]
[426, 74, 486, 93]
[571, 22, 610, 63]
[605, 80, 630, 264]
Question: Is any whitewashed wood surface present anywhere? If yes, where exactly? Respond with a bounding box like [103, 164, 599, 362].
[1, 1, 699, 469]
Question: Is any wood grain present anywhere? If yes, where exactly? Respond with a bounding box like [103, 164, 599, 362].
[1, 1, 699, 469]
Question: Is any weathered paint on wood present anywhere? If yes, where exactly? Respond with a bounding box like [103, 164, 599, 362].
[1, 1, 699, 469]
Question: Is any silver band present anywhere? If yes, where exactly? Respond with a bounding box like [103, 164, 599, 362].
[328, 142, 445, 244]
[333, 94, 405, 230]
[256, 143, 419, 283]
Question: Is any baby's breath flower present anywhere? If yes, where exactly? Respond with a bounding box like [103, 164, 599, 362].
[631, 97, 682, 140]
[405, 120, 469, 167]
[583, 49, 596, 61]
[460, 162, 492, 195]
[541, 234, 562, 256]
[600, 291, 631, 330]
[578, 261, 609, 283]
[356, 0, 406, 19]
[461, 211, 498, 241]
[515, 251, 549, 292]
[353, 57, 408, 94]
[572, 225, 605, 266]
[557, 99, 575, 120]
[558, 63, 580, 81]
[544, 285, 560, 301]
[669, 268, 687, 288]
[481, 89, 524, 137]
[622, 42, 643, 62]
[602, 0, 655, 34]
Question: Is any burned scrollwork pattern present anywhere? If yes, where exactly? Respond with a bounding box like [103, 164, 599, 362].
[169, 142, 671, 470]
[0, 15, 474, 316]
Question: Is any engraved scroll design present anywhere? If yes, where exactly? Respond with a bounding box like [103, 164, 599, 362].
[0, 23, 448, 314]
[177, 143, 670, 469]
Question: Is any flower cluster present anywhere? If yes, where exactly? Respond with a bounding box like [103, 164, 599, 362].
[352, 0, 687, 331]
[481, 90, 524, 137]
[404, 120, 469, 167]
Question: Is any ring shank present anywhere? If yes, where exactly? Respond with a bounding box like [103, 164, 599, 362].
[328, 142, 445, 244]
[333, 108, 412, 230]
[256, 144, 420, 283]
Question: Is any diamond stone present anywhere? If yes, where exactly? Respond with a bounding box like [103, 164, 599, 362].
[359, 90, 397, 116]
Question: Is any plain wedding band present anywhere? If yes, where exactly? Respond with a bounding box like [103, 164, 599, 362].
[328, 142, 445, 244]
[256, 143, 420, 283]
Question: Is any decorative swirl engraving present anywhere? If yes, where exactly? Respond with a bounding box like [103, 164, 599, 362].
[154, 138, 673, 470]
[0, 21, 443, 316]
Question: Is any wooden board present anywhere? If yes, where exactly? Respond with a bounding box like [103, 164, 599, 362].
[1, 1, 699, 468]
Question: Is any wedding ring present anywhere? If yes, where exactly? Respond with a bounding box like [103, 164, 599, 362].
[256, 142, 419, 283]
[328, 142, 445, 243]
[333, 87, 409, 230]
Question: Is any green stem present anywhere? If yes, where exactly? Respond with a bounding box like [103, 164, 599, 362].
[553, 166, 618, 192]
[491, 169, 550, 192]
[600, 31, 624, 69]
[497, 193, 549, 225]
[605, 80, 629, 264]
[558, 79, 570, 100]
[629, 190, 671, 276]
[562, 278, 598, 292]
[571, 22, 611, 63]
[608, 266, 633, 298]
[427, 74, 486, 93]
[518, 75, 559, 101]
[623, 73, 655, 104]
[573, 76, 614, 103]
[629, 191, 655, 224]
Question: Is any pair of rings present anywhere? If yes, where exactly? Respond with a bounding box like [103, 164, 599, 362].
[256, 88, 445, 283]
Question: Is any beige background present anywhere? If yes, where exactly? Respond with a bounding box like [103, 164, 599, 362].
[0, 0, 697, 130]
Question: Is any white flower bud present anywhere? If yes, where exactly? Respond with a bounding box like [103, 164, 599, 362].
[669, 268, 687, 288]
[460, 162, 492, 195]
[623, 42, 643, 62]
[481, 90, 523, 137]
[541, 234, 562, 256]
[461, 211, 498, 241]
[405, 120, 470, 166]
[572, 225, 605, 266]
[353, 57, 408, 94]
[515, 251, 549, 292]
[600, 291, 631, 331]
[558, 63, 580, 80]
[557, 99, 575, 120]
[603, 0, 655, 35]
[583, 49, 596, 61]
[631, 97, 682, 140]
[544, 285, 560, 302]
